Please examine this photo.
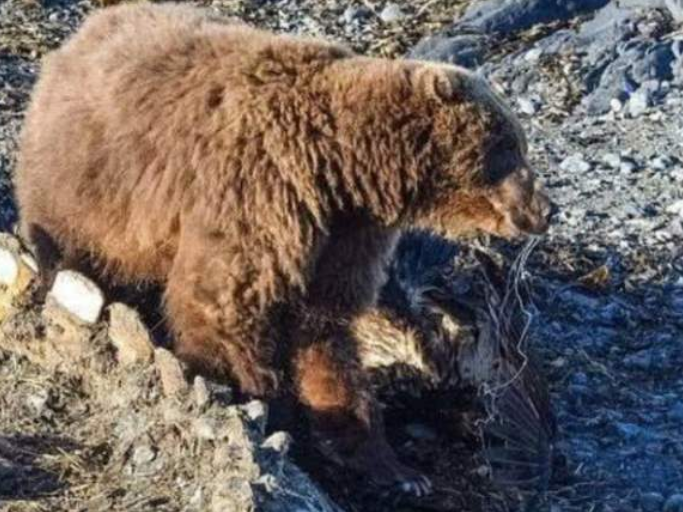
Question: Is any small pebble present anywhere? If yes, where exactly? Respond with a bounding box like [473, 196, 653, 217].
[667, 200, 683, 217]
[193, 376, 211, 409]
[628, 89, 651, 118]
[651, 155, 673, 171]
[242, 400, 268, 432]
[262, 431, 293, 455]
[343, 5, 371, 23]
[379, 3, 404, 23]
[193, 416, 218, 440]
[602, 153, 622, 169]
[132, 444, 156, 466]
[560, 153, 592, 173]
[517, 97, 538, 115]
[108, 303, 155, 365]
[620, 159, 638, 175]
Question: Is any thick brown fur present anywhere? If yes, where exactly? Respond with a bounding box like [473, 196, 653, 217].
[15, 3, 551, 491]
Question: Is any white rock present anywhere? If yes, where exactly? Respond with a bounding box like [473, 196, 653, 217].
[620, 160, 638, 174]
[0, 248, 19, 287]
[628, 89, 651, 117]
[48, 270, 104, 325]
[517, 97, 538, 115]
[193, 376, 211, 409]
[610, 98, 623, 113]
[667, 200, 683, 216]
[602, 153, 622, 169]
[379, 3, 404, 23]
[651, 155, 673, 171]
[108, 303, 154, 365]
[560, 153, 592, 173]
[524, 48, 543, 62]
[262, 431, 292, 455]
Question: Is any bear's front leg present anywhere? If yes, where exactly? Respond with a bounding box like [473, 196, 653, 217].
[296, 222, 432, 496]
[164, 231, 281, 398]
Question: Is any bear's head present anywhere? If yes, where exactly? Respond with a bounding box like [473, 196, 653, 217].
[410, 63, 553, 240]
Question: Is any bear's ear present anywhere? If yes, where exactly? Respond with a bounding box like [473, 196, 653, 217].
[413, 65, 462, 104]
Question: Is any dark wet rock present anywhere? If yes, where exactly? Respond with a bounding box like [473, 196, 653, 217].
[408, 33, 489, 68]
[641, 492, 666, 512]
[456, 0, 610, 37]
[665, 494, 683, 512]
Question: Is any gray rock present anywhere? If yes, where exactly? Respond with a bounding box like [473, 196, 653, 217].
[409, 34, 489, 68]
[107, 303, 155, 366]
[155, 348, 188, 397]
[456, 0, 610, 37]
[651, 155, 674, 171]
[342, 5, 371, 23]
[641, 492, 665, 512]
[261, 431, 292, 455]
[517, 96, 539, 115]
[629, 88, 652, 117]
[560, 153, 592, 173]
[379, 3, 404, 23]
[602, 153, 622, 169]
[620, 158, 639, 174]
[665, 494, 683, 512]
[666, 0, 683, 23]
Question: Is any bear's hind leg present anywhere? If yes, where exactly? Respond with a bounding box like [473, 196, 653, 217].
[164, 237, 280, 399]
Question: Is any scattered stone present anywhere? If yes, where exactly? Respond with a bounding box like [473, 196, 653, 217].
[0, 241, 35, 321]
[107, 303, 154, 366]
[132, 444, 156, 466]
[517, 96, 539, 115]
[193, 375, 211, 410]
[651, 155, 673, 171]
[342, 5, 371, 24]
[560, 153, 592, 173]
[242, 400, 268, 434]
[620, 158, 639, 174]
[379, 3, 403, 23]
[666, 200, 683, 216]
[262, 431, 292, 455]
[26, 389, 49, 414]
[47, 270, 104, 325]
[641, 492, 665, 512]
[665, 494, 683, 512]
[193, 416, 219, 441]
[602, 153, 622, 169]
[629, 89, 652, 117]
[155, 348, 188, 397]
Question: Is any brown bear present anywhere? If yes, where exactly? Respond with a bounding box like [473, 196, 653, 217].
[14, 3, 552, 495]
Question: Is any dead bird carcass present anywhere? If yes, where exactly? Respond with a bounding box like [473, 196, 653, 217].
[352, 231, 556, 501]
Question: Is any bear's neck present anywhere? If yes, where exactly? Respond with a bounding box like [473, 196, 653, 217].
[317, 58, 440, 226]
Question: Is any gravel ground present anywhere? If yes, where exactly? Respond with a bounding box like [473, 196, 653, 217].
[2, 0, 683, 511]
